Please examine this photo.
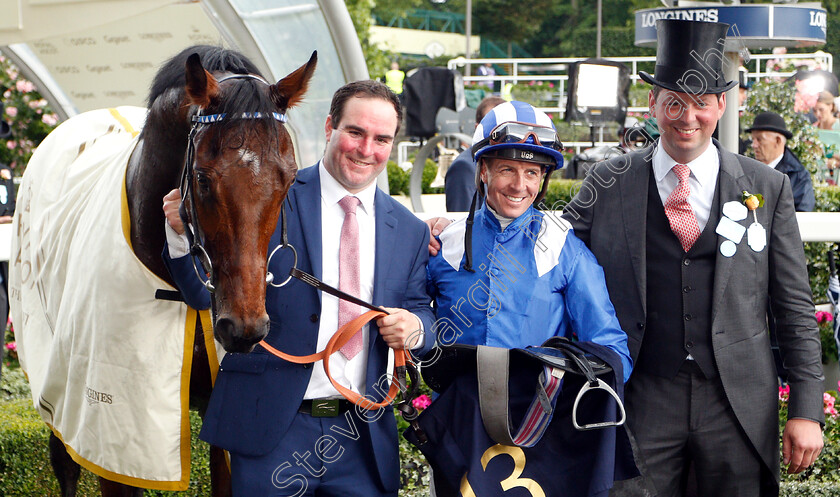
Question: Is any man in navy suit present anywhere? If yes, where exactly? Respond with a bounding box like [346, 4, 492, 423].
[162, 80, 435, 496]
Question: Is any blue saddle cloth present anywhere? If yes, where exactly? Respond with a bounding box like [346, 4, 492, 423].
[405, 341, 638, 497]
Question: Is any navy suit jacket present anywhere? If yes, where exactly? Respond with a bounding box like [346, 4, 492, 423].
[163, 164, 436, 492]
[776, 147, 815, 212]
[444, 148, 476, 212]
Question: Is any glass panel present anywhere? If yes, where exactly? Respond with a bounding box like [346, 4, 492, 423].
[230, 0, 344, 168]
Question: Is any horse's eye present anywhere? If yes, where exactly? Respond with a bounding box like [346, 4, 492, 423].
[196, 173, 211, 194]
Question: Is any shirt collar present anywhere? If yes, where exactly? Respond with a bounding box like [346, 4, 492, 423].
[766, 151, 785, 170]
[318, 160, 377, 214]
[652, 139, 719, 187]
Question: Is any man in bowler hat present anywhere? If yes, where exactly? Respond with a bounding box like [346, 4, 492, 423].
[747, 111, 815, 212]
[561, 20, 823, 496]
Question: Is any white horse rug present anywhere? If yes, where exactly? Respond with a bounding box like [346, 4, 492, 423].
[10, 106, 217, 490]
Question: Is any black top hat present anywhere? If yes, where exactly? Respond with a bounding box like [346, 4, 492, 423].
[0, 103, 10, 139]
[639, 19, 738, 95]
[745, 112, 792, 139]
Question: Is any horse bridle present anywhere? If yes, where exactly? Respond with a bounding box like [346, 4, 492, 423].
[178, 73, 295, 294]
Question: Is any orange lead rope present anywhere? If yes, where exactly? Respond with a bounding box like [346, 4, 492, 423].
[257, 310, 408, 410]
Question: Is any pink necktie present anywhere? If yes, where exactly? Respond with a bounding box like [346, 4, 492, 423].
[338, 196, 363, 359]
[664, 164, 701, 252]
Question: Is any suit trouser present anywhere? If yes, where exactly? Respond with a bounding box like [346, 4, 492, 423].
[623, 362, 762, 497]
[229, 410, 396, 497]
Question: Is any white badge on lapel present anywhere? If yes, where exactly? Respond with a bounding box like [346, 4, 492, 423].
[716, 193, 766, 257]
[747, 223, 766, 252]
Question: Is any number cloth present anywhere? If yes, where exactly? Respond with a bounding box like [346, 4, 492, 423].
[405, 341, 638, 496]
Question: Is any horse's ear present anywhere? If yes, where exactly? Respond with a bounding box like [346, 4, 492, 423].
[185, 53, 219, 108]
[270, 51, 317, 111]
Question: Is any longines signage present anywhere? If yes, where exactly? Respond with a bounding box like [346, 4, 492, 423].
[635, 5, 827, 49]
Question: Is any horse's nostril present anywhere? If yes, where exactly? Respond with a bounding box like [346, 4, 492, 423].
[255, 315, 270, 341]
[215, 315, 270, 353]
[214, 316, 239, 337]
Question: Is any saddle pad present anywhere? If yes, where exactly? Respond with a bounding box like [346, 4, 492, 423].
[10, 107, 203, 490]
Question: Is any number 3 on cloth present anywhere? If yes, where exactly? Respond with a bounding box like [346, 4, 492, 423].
[459, 445, 546, 496]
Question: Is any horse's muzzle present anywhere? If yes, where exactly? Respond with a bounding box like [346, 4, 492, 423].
[214, 314, 270, 353]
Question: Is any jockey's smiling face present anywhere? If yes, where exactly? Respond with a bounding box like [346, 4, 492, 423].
[479, 157, 545, 219]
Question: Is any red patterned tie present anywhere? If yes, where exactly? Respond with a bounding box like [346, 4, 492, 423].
[664, 164, 701, 252]
[338, 196, 363, 359]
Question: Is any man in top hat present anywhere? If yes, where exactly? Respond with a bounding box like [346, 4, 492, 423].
[560, 19, 823, 496]
[747, 111, 815, 212]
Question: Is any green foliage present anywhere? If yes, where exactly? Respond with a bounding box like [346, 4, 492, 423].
[819, 311, 838, 365]
[471, 0, 553, 46]
[539, 179, 580, 211]
[779, 389, 840, 488]
[808, 186, 840, 305]
[0, 369, 212, 495]
[742, 81, 829, 182]
[781, 481, 840, 497]
[387, 159, 445, 196]
[398, 435, 430, 497]
[0, 55, 59, 174]
[510, 81, 558, 109]
[3, 320, 18, 371]
[344, 0, 393, 79]
[0, 399, 99, 496]
[565, 27, 656, 59]
[1, 368, 29, 401]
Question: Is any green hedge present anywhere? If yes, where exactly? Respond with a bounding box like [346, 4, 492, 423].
[387, 159, 444, 197]
[781, 481, 840, 497]
[0, 397, 211, 496]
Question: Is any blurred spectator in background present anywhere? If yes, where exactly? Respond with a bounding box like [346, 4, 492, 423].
[444, 96, 505, 211]
[747, 112, 815, 212]
[814, 91, 840, 131]
[385, 61, 405, 105]
[476, 62, 495, 90]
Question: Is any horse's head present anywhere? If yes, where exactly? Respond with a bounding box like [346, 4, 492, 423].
[181, 51, 316, 353]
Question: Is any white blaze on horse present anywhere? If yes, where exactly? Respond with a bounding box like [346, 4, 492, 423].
[10, 45, 316, 497]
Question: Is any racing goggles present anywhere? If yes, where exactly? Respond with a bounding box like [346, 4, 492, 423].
[488, 122, 562, 150]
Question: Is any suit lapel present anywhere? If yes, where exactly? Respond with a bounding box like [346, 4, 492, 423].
[293, 165, 324, 287]
[371, 189, 397, 307]
[621, 149, 651, 313]
[711, 144, 749, 325]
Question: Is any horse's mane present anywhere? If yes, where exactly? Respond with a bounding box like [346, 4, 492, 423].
[146, 45, 282, 140]
[147, 45, 262, 106]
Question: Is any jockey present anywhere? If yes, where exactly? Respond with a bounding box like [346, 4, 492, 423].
[426, 100, 632, 379]
[422, 100, 634, 496]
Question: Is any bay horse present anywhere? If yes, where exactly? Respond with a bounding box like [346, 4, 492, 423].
[15, 45, 316, 496]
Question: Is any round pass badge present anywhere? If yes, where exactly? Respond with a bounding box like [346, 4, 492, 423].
[720, 240, 737, 257]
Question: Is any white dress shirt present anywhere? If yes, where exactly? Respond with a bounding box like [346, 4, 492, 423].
[652, 139, 720, 232]
[303, 161, 377, 399]
[766, 152, 784, 170]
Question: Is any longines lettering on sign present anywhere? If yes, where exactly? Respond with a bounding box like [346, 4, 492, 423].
[640, 9, 719, 28]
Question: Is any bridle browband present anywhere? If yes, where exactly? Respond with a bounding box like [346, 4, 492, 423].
[177, 73, 291, 295]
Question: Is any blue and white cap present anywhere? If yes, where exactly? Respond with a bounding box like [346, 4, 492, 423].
[471, 100, 565, 173]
